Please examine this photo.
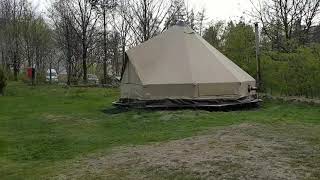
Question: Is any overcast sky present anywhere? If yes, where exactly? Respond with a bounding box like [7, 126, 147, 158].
[188, 0, 252, 21]
[31, 0, 253, 22]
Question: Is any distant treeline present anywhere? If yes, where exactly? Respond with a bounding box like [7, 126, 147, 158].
[0, 0, 206, 84]
[1, 0, 320, 98]
[203, 0, 320, 98]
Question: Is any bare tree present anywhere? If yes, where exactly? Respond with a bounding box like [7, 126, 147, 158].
[120, 0, 171, 43]
[50, 0, 79, 85]
[0, 0, 52, 82]
[250, 0, 320, 51]
[0, 0, 35, 80]
[90, 0, 117, 84]
[32, 18, 52, 82]
[196, 8, 206, 36]
[165, 0, 188, 27]
[164, 0, 206, 35]
[21, 7, 35, 67]
[203, 21, 225, 49]
[0, 0, 11, 69]
[68, 0, 99, 83]
[108, 31, 120, 76]
[112, 0, 132, 76]
[187, 9, 196, 30]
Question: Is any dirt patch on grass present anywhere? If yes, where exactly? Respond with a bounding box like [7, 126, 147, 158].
[54, 123, 320, 180]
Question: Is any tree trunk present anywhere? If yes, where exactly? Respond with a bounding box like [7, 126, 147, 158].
[143, 0, 148, 42]
[1, 50, 4, 67]
[82, 22, 88, 84]
[66, 23, 72, 86]
[49, 63, 52, 84]
[13, 0, 19, 81]
[13, 62, 18, 81]
[103, 8, 107, 84]
[27, 44, 32, 67]
[255, 23, 262, 89]
[13, 49, 19, 81]
[120, 36, 126, 76]
[119, 45, 125, 76]
[82, 46, 87, 83]
[67, 61, 71, 85]
[82, 31, 87, 83]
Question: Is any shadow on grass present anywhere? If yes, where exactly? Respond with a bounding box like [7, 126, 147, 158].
[102, 103, 261, 115]
[102, 107, 131, 115]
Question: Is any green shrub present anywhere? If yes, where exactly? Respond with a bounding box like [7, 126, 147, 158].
[0, 68, 7, 95]
[260, 46, 320, 97]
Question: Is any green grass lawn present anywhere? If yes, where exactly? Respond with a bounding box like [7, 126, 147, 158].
[0, 82, 320, 179]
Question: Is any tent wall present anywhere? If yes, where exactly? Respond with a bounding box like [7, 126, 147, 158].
[121, 61, 141, 84]
[121, 84, 144, 99]
[120, 60, 256, 100]
[140, 82, 255, 100]
[121, 61, 143, 99]
[197, 34, 255, 83]
[143, 84, 197, 100]
[198, 83, 240, 97]
[239, 81, 257, 97]
[121, 82, 256, 100]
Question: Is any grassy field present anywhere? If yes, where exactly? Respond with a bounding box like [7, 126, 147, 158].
[1, 82, 320, 179]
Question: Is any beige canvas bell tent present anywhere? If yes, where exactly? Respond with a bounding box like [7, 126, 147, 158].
[115, 24, 260, 108]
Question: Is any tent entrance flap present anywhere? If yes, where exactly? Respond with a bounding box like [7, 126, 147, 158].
[121, 84, 144, 99]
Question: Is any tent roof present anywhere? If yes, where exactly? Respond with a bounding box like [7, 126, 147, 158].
[126, 25, 255, 85]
